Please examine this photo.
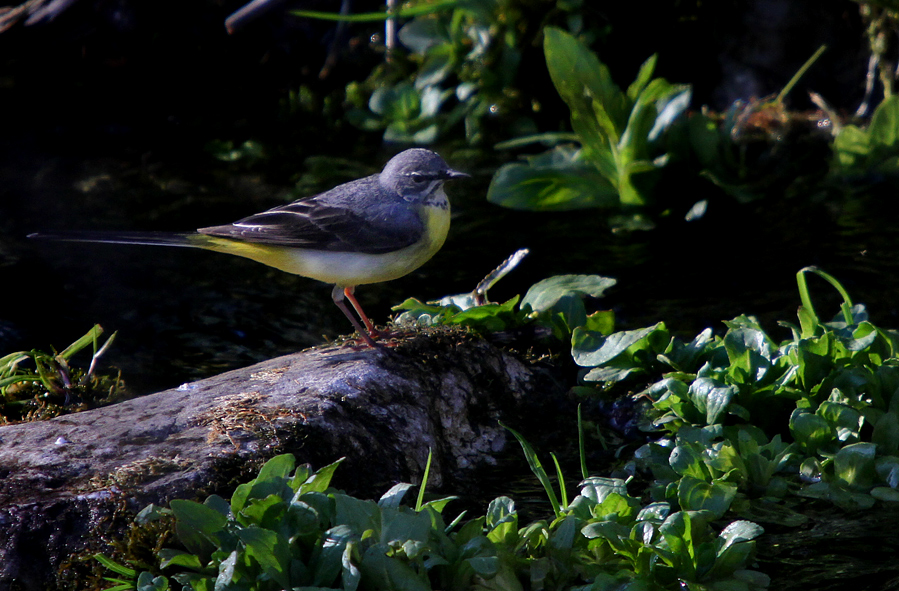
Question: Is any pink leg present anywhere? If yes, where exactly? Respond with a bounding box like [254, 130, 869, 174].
[331, 285, 377, 347]
[344, 286, 376, 334]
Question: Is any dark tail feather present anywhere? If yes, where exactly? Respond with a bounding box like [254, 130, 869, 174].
[27, 231, 202, 248]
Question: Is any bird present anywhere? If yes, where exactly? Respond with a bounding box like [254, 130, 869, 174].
[29, 148, 469, 348]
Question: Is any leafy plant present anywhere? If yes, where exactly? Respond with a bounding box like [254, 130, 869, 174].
[487, 26, 691, 219]
[0, 324, 123, 422]
[831, 94, 899, 177]
[394, 273, 616, 341]
[102, 433, 769, 591]
[305, 0, 586, 145]
[348, 81, 451, 144]
[501, 422, 769, 589]
[681, 45, 831, 206]
[577, 267, 899, 510]
[98, 452, 527, 591]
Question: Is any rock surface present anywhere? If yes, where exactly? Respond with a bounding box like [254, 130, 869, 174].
[0, 332, 564, 590]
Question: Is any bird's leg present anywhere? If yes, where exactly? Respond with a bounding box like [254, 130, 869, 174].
[331, 285, 378, 347]
[343, 286, 377, 335]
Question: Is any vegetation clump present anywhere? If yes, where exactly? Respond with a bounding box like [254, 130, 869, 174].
[97, 451, 767, 591]
[0, 325, 126, 423]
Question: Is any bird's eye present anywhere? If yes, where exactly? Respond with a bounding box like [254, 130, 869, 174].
[410, 172, 427, 183]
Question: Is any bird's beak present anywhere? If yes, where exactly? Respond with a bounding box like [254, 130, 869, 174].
[446, 170, 470, 180]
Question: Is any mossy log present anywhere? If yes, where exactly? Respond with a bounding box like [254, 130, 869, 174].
[0, 331, 566, 590]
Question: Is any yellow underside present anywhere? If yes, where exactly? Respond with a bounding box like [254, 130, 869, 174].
[193, 202, 450, 287]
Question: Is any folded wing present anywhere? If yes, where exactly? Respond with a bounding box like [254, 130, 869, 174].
[198, 177, 424, 254]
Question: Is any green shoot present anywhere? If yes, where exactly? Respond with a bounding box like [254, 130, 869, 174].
[416, 447, 433, 512]
[291, 0, 458, 23]
[501, 421, 562, 517]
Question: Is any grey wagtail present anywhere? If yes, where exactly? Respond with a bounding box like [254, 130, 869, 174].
[29, 148, 469, 348]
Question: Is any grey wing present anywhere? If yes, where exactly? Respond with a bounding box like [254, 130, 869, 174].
[198, 177, 424, 254]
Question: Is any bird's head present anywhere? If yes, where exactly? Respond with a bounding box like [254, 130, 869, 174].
[379, 148, 469, 202]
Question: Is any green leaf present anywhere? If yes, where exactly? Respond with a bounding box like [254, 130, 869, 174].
[136, 572, 168, 591]
[658, 511, 699, 579]
[724, 327, 773, 382]
[231, 457, 295, 517]
[256, 454, 295, 482]
[869, 95, 899, 148]
[619, 77, 671, 163]
[636, 502, 671, 523]
[596, 492, 641, 522]
[94, 554, 136, 578]
[238, 526, 291, 588]
[501, 422, 562, 517]
[658, 328, 715, 372]
[717, 520, 764, 550]
[486, 496, 517, 529]
[522, 275, 617, 313]
[379, 483, 414, 510]
[873, 412, 899, 454]
[484, 497, 518, 547]
[468, 555, 499, 577]
[584, 310, 616, 336]
[58, 324, 104, 360]
[380, 508, 432, 546]
[313, 525, 355, 586]
[579, 477, 631, 504]
[834, 442, 877, 490]
[359, 546, 431, 591]
[817, 401, 862, 442]
[626, 54, 657, 101]
[871, 487, 899, 501]
[158, 549, 203, 571]
[487, 145, 619, 211]
[669, 444, 711, 480]
[677, 476, 737, 518]
[170, 500, 228, 557]
[794, 335, 834, 389]
[213, 551, 237, 590]
[688, 378, 736, 425]
[334, 493, 381, 535]
[296, 458, 343, 495]
[833, 124, 870, 168]
[203, 495, 232, 518]
[710, 521, 764, 579]
[341, 541, 361, 591]
[649, 85, 692, 141]
[876, 456, 899, 488]
[450, 296, 520, 332]
[790, 409, 835, 454]
[543, 27, 624, 177]
[398, 17, 449, 55]
[798, 480, 876, 510]
[572, 323, 664, 367]
[241, 494, 287, 530]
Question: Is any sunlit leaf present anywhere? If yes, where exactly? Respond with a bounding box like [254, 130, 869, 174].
[688, 378, 736, 425]
[789, 409, 834, 454]
[487, 145, 619, 211]
[869, 95, 899, 148]
[677, 476, 737, 518]
[834, 442, 877, 489]
[522, 275, 617, 313]
[572, 323, 664, 367]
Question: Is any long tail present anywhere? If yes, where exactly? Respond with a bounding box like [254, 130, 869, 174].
[27, 230, 206, 248]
